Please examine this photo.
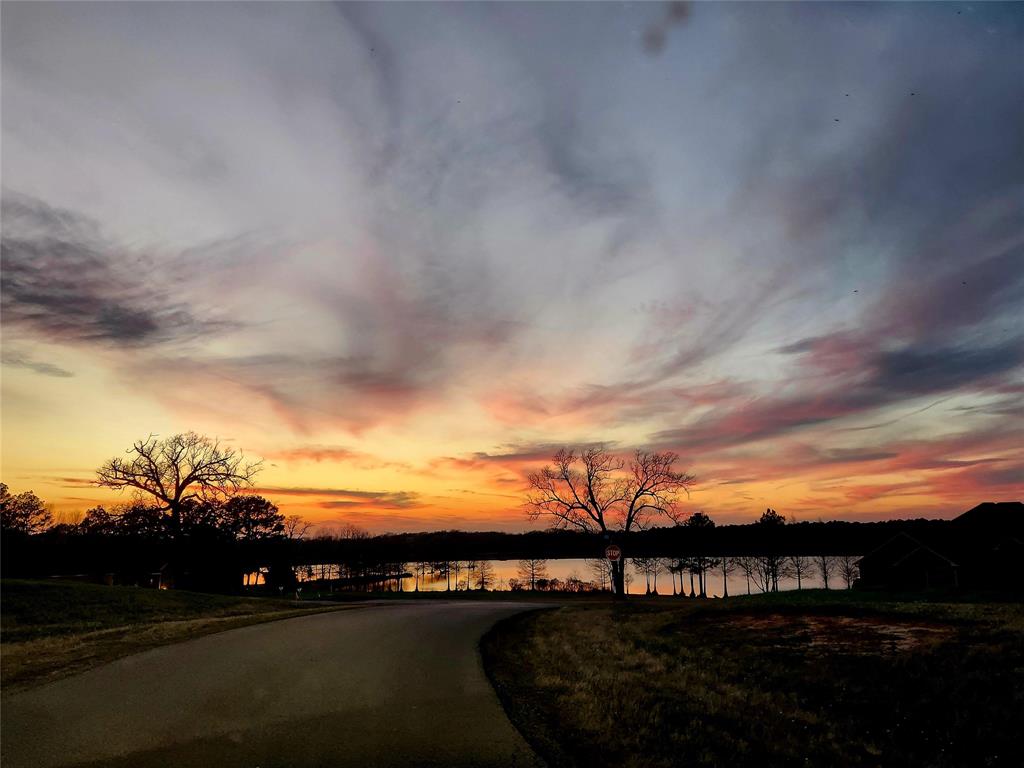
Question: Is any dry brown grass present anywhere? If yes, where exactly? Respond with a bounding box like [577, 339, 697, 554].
[483, 594, 1024, 768]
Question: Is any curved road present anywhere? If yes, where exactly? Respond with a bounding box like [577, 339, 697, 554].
[1, 601, 545, 768]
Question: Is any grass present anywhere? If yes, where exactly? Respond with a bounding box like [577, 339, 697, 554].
[1, 579, 342, 691]
[482, 590, 1024, 768]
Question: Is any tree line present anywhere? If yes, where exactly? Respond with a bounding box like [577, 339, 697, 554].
[1, 435, 959, 595]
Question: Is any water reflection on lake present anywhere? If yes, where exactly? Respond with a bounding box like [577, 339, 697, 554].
[276, 558, 845, 596]
[402, 559, 836, 596]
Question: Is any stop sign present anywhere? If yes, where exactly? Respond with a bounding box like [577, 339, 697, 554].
[605, 544, 622, 562]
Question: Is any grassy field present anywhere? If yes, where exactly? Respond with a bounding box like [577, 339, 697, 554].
[1, 579, 341, 691]
[482, 591, 1024, 768]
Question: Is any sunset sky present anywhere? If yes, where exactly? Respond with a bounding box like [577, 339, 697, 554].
[2, 2, 1022, 532]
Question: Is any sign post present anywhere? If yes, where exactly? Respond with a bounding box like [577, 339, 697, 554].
[605, 544, 622, 595]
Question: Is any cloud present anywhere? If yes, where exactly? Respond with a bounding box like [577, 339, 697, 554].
[317, 493, 421, 510]
[0, 349, 73, 378]
[3, 3, 1023, 526]
[251, 486, 423, 511]
[1, 193, 232, 347]
[653, 336, 1024, 451]
[872, 340, 1024, 396]
[642, 1, 691, 55]
[264, 445, 403, 469]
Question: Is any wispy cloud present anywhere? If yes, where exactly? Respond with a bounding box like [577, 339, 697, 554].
[1, 193, 233, 346]
[0, 348, 73, 378]
[3, 2, 1022, 528]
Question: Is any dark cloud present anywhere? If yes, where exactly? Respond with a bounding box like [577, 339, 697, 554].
[53, 477, 95, 487]
[269, 445, 367, 464]
[473, 441, 615, 464]
[654, 336, 1024, 451]
[643, 1, 691, 55]
[817, 449, 900, 464]
[318, 493, 421, 510]
[1, 193, 230, 346]
[253, 486, 422, 509]
[872, 340, 1024, 396]
[0, 349, 73, 378]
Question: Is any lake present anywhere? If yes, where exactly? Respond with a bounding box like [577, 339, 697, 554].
[264, 557, 855, 596]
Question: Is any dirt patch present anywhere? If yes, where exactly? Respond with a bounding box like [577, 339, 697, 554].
[722, 613, 954, 654]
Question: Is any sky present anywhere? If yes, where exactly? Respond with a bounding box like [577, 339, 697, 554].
[2, 2, 1022, 532]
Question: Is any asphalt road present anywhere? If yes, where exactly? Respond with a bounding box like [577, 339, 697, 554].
[1, 601, 546, 768]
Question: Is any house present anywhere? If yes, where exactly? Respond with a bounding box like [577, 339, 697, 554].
[951, 502, 1023, 589]
[857, 501, 1022, 591]
[856, 532, 959, 590]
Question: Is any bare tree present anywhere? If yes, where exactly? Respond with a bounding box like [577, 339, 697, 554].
[284, 514, 312, 540]
[585, 558, 612, 591]
[441, 560, 452, 591]
[476, 560, 496, 590]
[411, 561, 430, 591]
[526, 447, 694, 596]
[0, 483, 52, 533]
[390, 561, 410, 592]
[733, 556, 756, 595]
[461, 561, 476, 591]
[96, 432, 261, 540]
[666, 560, 681, 595]
[814, 554, 837, 589]
[657, 557, 676, 595]
[628, 556, 666, 595]
[631, 556, 657, 594]
[565, 572, 587, 593]
[517, 557, 549, 590]
[788, 555, 813, 590]
[669, 559, 690, 596]
[758, 554, 797, 593]
[336, 523, 370, 540]
[452, 560, 464, 591]
[720, 556, 737, 598]
[837, 554, 859, 589]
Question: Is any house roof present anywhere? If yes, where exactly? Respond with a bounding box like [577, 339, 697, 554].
[954, 501, 1024, 532]
[889, 539, 958, 569]
[857, 532, 958, 569]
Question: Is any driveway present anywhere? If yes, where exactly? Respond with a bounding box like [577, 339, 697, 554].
[1, 601, 546, 767]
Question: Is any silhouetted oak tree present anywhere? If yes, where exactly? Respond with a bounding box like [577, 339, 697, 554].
[96, 432, 261, 541]
[526, 447, 694, 597]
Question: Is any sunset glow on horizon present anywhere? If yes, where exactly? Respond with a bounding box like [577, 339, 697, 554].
[2, 2, 1022, 533]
